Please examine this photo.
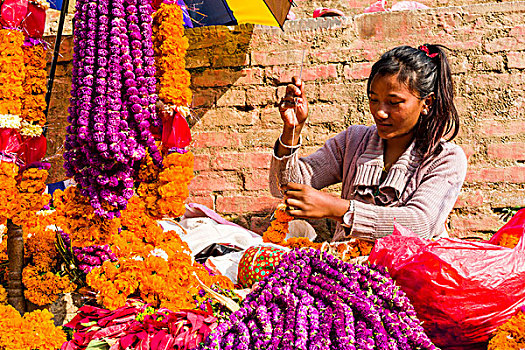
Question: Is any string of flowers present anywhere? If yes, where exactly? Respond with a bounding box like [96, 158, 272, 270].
[0, 304, 67, 350]
[497, 232, 520, 249]
[262, 204, 294, 244]
[488, 307, 525, 349]
[157, 150, 194, 218]
[20, 43, 47, 131]
[0, 29, 25, 121]
[22, 264, 76, 306]
[0, 162, 20, 226]
[63, 0, 162, 219]
[200, 248, 438, 350]
[152, 2, 192, 107]
[53, 186, 121, 247]
[86, 196, 233, 310]
[12, 166, 51, 228]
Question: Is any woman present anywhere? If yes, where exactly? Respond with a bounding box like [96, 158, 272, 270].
[269, 44, 467, 241]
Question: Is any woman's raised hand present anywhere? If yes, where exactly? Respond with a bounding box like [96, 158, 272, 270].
[278, 77, 308, 139]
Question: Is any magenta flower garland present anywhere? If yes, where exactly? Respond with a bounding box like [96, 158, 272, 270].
[199, 248, 438, 350]
[64, 0, 161, 219]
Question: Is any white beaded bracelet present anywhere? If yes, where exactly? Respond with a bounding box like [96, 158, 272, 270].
[278, 134, 302, 149]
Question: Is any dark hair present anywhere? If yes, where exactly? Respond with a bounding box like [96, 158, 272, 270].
[367, 44, 459, 157]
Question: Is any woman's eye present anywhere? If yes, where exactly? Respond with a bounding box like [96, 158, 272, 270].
[390, 101, 402, 105]
[369, 99, 378, 103]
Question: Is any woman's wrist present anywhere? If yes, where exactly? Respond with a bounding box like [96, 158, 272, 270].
[332, 198, 353, 222]
[281, 125, 304, 146]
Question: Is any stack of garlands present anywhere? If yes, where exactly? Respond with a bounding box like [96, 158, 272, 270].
[21, 211, 76, 306]
[86, 196, 233, 310]
[64, 0, 162, 219]
[200, 248, 438, 350]
[0, 162, 20, 226]
[263, 205, 374, 259]
[0, 304, 66, 350]
[12, 165, 51, 227]
[53, 186, 121, 247]
[0, 29, 25, 125]
[488, 307, 525, 349]
[20, 42, 47, 137]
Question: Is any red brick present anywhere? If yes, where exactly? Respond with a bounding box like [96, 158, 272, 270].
[233, 68, 265, 86]
[343, 62, 372, 80]
[246, 86, 277, 106]
[191, 89, 217, 107]
[192, 69, 239, 87]
[216, 89, 246, 107]
[188, 171, 241, 194]
[487, 142, 525, 160]
[192, 132, 242, 148]
[212, 152, 272, 170]
[251, 50, 304, 66]
[488, 189, 525, 208]
[266, 64, 338, 84]
[245, 169, 270, 191]
[449, 213, 502, 236]
[508, 51, 525, 69]
[216, 195, 280, 214]
[308, 104, 349, 124]
[454, 190, 484, 208]
[485, 37, 525, 53]
[478, 120, 525, 137]
[193, 154, 210, 171]
[199, 108, 257, 127]
[465, 167, 525, 183]
[185, 194, 214, 209]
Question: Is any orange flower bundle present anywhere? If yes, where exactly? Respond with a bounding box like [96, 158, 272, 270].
[498, 232, 520, 249]
[488, 308, 525, 349]
[0, 162, 21, 225]
[153, 3, 192, 107]
[0, 285, 6, 304]
[0, 29, 25, 118]
[53, 186, 121, 247]
[22, 264, 76, 306]
[87, 196, 233, 310]
[156, 151, 194, 218]
[12, 167, 51, 228]
[20, 44, 47, 130]
[0, 304, 67, 350]
[262, 204, 294, 244]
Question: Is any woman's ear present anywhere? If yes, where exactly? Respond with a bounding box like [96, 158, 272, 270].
[421, 93, 434, 115]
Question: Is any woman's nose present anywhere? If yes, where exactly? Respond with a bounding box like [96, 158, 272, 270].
[377, 108, 388, 119]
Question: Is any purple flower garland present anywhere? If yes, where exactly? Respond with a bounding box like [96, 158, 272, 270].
[198, 249, 439, 350]
[63, 0, 161, 219]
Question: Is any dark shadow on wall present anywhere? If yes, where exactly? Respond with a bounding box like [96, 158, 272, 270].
[185, 24, 256, 127]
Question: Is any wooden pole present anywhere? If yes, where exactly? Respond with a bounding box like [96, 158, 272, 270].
[6, 219, 25, 314]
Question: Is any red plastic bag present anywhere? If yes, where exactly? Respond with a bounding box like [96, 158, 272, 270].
[161, 111, 191, 149]
[0, 0, 27, 28]
[369, 211, 525, 349]
[21, 2, 46, 38]
[16, 135, 47, 165]
[0, 128, 22, 154]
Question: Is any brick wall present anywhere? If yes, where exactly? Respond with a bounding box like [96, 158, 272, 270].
[44, 2, 525, 240]
[184, 2, 525, 239]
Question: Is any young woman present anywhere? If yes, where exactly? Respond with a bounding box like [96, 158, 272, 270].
[269, 44, 467, 241]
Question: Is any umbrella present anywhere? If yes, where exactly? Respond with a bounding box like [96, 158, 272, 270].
[184, 0, 293, 28]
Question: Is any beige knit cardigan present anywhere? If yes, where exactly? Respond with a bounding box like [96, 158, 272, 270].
[269, 125, 467, 241]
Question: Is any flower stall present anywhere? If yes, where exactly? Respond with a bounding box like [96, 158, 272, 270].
[0, 0, 524, 349]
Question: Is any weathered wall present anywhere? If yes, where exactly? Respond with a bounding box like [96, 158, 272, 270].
[184, 2, 525, 239]
[44, 2, 525, 240]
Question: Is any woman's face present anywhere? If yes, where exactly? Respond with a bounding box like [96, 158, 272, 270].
[368, 73, 430, 142]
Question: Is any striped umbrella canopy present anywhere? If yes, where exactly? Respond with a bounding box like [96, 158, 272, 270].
[184, 0, 293, 29]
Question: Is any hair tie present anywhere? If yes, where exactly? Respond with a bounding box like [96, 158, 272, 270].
[418, 45, 438, 58]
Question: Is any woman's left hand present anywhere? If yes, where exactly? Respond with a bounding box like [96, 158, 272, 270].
[281, 182, 349, 221]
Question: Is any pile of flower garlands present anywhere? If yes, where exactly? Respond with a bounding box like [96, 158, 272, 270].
[0, 304, 66, 350]
[20, 42, 47, 136]
[488, 307, 524, 349]
[64, 0, 162, 219]
[85, 196, 233, 310]
[62, 300, 217, 350]
[200, 248, 438, 350]
[0, 29, 25, 126]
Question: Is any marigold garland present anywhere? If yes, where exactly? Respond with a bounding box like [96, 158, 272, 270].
[21, 44, 47, 128]
[53, 186, 121, 247]
[498, 232, 520, 249]
[262, 204, 294, 244]
[0, 162, 21, 225]
[88, 196, 233, 310]
[22, 264, 76, 306]
[153, 3, 192, 107]
[12, 167, 51, 228]
[488, 308, 525, 349]
[0, 29, 25, 117]
[0, 304, 66, 350]
[157, 151, 194, 218]
[0, 285, 6, 304]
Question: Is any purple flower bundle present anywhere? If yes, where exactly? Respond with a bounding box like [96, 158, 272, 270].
[72, 244, 118, 274]
[63, 0, 162, 219]
[199, 248, 439, 350]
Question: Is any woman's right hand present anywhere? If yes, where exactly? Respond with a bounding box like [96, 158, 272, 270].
[278, 77, 308, 139]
